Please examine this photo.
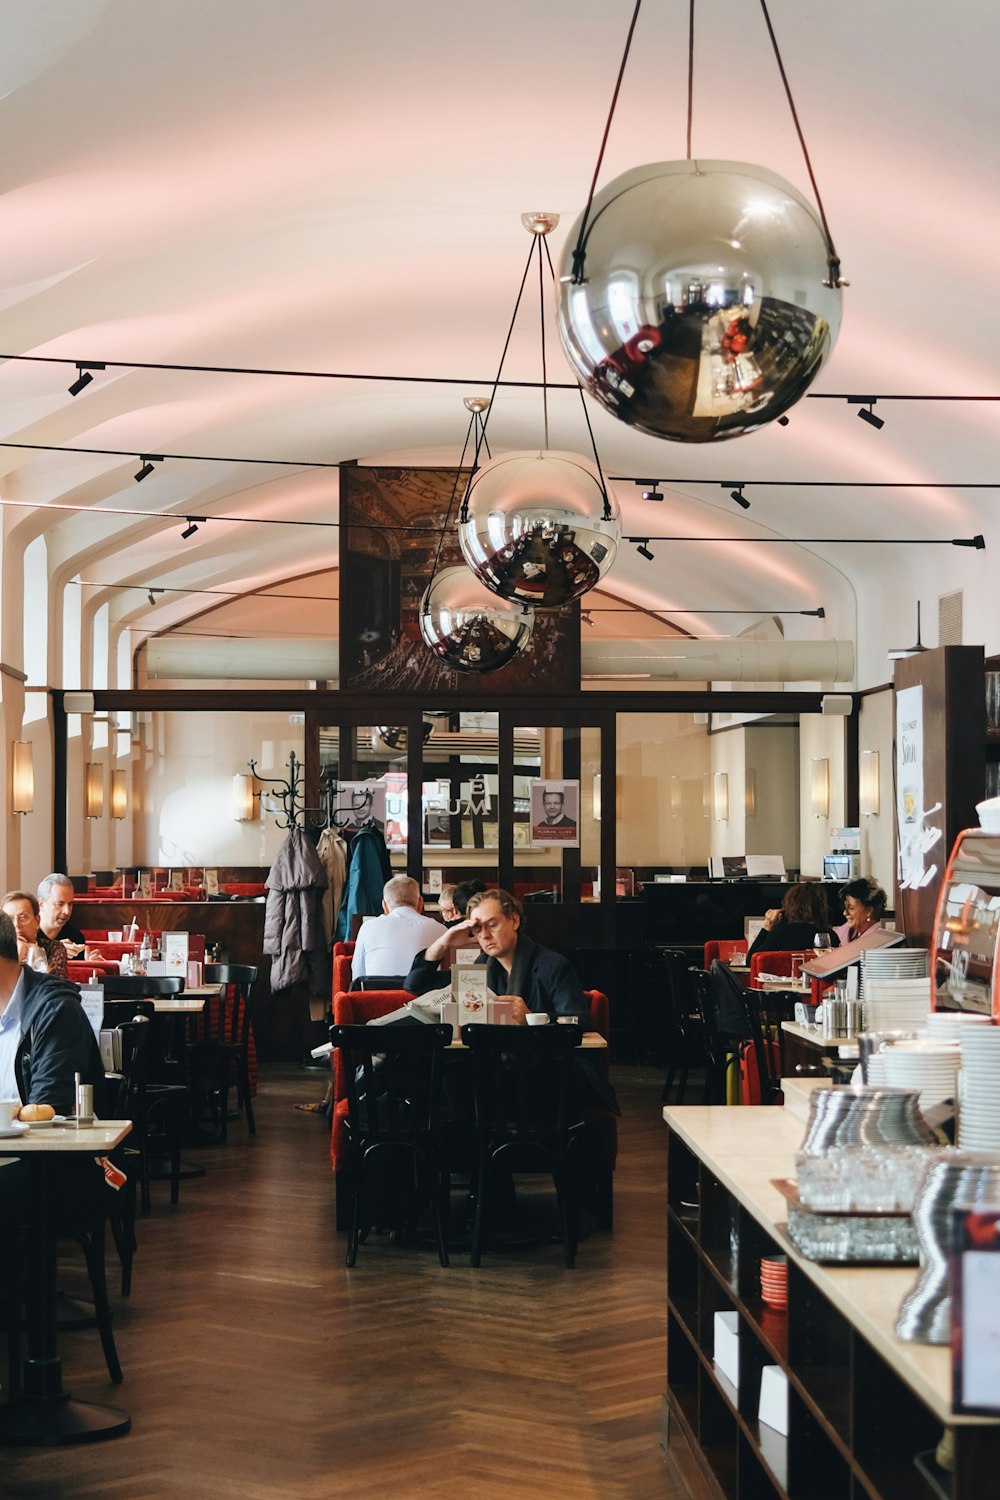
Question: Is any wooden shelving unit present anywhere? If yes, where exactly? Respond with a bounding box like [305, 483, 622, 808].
[663, 1106, 1000, 1499]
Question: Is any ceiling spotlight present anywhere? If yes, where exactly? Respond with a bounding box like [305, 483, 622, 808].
[954, 534, 986, 549]
[848, 396, 884, 430]
[581, 610, 595, 627]
[147, 589, 158, 606]
[636, 541, 654, 562]
[777, 415, 790, 427]
[67, 360, 105, 397]
[180, 518, 202, 540]
[642, 487, 664, 502]
[134, 454, 162, 483]
[729, 485, 750, 510]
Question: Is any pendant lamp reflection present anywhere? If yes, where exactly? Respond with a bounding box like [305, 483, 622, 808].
[419, 567, 534, 675]
[458, 450, 620, 609]
[557, 159, 842, 442]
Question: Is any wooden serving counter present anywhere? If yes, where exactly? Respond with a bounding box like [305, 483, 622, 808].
[662, 1102, 1000, 1500]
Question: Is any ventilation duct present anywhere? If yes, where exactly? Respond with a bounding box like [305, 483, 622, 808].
[579, 638, 854, 684]
[145, 637, 339, 681]
[145, 635, 853, 685]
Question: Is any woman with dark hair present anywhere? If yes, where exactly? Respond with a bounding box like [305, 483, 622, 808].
[838, 878, 888, 942]
[747, 881, 839, 958]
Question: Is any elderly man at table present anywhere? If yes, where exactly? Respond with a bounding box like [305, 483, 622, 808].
[37, 872, 97, 960]
[350, 875, 448, 985]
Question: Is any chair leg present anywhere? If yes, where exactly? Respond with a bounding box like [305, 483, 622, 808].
[240, 1060, 256, 1135]
[660, 1061, 677, 1104]
[80, 1224, 123, 1384]
[676, 1062, 689, 1106]
[470, 1150, 490, 1268]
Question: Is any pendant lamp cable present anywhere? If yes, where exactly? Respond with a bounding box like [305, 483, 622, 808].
[685, 0, 695, 159]
[569, 0, 644, 285]
[756, 0, 846, 287]
[537, 239, 549, 450]
[540, 237, 614, 522]
[569, 0, 846, 288]
[427, 408, 479, 589]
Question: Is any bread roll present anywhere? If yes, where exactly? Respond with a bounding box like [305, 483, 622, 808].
[18, 1103, 56, 1122]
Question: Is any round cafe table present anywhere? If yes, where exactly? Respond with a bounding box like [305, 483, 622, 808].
[0, 1119, 132, 1445]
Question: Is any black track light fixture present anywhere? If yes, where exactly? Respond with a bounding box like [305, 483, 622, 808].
[642, 487, 664, 502]
[634, 478, 664, 502]
[725, 484, 750, 510]
[777, 414, 790, 426]
[147, 588, 159, 606]
[848, 396, 884, 430]
[133, 454, 162, 483]
[67, 360, 105, 397]
[181, 517, 204, 540]
[635, 540, 654, 562]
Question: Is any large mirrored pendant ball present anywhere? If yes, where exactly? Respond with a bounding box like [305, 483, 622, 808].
[418, 566, 534, 674]
[556, 159, 842, 442]
[457, 449, 620, 608]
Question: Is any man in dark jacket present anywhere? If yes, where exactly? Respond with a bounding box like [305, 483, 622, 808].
[0, 912, 108, 1214]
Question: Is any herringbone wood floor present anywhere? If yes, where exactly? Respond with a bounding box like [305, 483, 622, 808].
[3, 1065, 699, 1500]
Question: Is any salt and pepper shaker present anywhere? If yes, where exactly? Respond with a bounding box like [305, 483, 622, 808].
[74, 1070, 94, 1127]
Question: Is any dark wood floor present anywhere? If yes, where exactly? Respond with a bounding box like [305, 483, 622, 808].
[3, 1064, 700, 1500]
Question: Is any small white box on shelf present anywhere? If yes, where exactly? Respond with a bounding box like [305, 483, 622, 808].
[758, 1364, 789, 1435]
[712, 1311, 740, 1389]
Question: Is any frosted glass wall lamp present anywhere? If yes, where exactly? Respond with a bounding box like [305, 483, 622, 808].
[810, 758, 830, 819]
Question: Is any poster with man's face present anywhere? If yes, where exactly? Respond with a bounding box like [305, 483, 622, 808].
[530, 780, 580, 847]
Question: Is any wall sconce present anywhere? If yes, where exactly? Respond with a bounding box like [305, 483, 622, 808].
[860, 749, 880, 817]
[810, 757, 830, 819]
[11, 741, 33, 815]
[713, 772, 730, 823]
[110, 768, 129, 820]
[744, 769, 757, 818]
[233, 772, 256, 822]
[85, 762, 104, 819]
[592, 773, 601, 822]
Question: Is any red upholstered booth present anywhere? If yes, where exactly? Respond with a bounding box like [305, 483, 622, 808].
[703, 939, 748, 969]
[331, 942, 356, 1001]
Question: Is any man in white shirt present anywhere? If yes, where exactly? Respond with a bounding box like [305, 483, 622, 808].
[350, 875, 447, 984]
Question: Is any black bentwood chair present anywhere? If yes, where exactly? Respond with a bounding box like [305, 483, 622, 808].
[329, 1023, 453, 1268]
[186, 964, 258, 1140]
[461, 1022, 584, 1269]
[101, 975, 188, 1209]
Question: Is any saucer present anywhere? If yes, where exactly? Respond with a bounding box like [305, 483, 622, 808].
[26, 1115, 68, 1129]
[0, 1121, 29, 1138]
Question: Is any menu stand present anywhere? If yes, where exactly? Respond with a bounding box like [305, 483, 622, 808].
[0, 1124, 132, 1445]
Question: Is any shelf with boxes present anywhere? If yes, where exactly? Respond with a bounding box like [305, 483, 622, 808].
[663, 1106, 1000, 1500]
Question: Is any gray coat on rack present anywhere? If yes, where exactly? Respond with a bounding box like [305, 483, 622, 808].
[264, 828, 329, 992]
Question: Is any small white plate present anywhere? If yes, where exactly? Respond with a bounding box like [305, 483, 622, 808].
[0, 1121, 29, 1138]
[25, 1115, 68, 1129]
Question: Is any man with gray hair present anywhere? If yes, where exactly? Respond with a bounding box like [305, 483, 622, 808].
[350, 875, 447, 985]
[37, 873, 89, 956]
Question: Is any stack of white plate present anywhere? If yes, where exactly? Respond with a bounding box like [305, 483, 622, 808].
[958, 1027, 1000, 1149]
[882, 1040, 961, 1112]
[924, 1011, 992, 1042]
[865, 977, 934, 1033]
[861, 947, 929, 996]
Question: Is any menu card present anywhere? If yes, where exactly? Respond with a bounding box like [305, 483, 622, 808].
[454, 965, 489, 1024]
[139, 871, 152, 897]
[170, 869, 185, 891]
[953, 1207, 1000, 1413]
[162, 931, 190, 974]
[79, 984, 104, 1037]
[205, 869, 219, 895]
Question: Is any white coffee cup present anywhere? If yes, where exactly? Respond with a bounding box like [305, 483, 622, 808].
[109, 930, 123, 942]
[525, 1012, 549, 1026]
[0, 1099, 21, 1129]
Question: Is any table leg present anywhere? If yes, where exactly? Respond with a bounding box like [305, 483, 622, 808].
[0, 1155, 130, 1445]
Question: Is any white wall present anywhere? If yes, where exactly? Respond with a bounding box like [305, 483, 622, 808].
[798, 714, 847, 877]
[135, 710, 304, 867]
[858, 688, 895, 896]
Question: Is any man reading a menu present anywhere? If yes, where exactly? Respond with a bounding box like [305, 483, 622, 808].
[404, 888, 587, 1023]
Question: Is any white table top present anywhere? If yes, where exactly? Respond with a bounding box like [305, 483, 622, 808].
[0, 1119, 132, 1154]
[661, 1102, 993, 1426]
[151, 997, 207, 1013]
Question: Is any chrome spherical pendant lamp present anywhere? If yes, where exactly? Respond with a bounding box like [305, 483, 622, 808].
[418, 566, 534, 674]
[458, 449, 620, 609]
[557, 158, 842, 443]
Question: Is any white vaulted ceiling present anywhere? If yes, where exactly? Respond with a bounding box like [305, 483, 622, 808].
[0, 0, 996, 690]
